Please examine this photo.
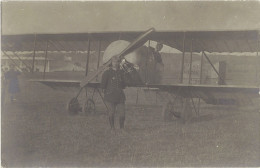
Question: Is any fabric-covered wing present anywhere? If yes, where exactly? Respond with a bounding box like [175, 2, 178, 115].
[2, 30, 259, 53]
[152, 30, 259, 53]
[29, 79, 100, 89]
[146, 84, 259, 105]
[29, 79, 259, 105]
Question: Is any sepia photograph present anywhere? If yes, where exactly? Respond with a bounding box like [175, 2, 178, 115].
[1, 1, 260, 167]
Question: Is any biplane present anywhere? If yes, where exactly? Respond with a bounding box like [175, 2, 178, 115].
[2, 28, 260, 121]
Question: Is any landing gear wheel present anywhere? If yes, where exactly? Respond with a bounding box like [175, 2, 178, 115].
[67, 97, 80, 115]
[83, 98, 96, 115]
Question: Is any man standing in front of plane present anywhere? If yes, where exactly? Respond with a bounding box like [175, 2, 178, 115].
[101, 56, 126, 134]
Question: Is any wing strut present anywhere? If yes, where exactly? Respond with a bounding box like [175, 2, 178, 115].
[188, 39, 193, 84]
[43, 41, 49, 79]
[180, 32, 186, 83]
[202, 51, 226, 85]
[32, 34, 37, 73]
[85, 36, 91, 76]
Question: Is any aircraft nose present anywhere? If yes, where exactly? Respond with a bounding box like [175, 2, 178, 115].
[103, 40, 141, 65]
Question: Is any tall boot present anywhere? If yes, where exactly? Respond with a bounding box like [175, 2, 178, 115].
[119, 116, 125, 129]
[109, 116, 115, 129]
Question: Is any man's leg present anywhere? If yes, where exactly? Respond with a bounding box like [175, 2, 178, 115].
[106, 101, 116, 129]
[117, 103, 126, 129]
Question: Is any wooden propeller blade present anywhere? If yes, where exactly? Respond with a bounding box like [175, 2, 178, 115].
[79, 28, 155, 89]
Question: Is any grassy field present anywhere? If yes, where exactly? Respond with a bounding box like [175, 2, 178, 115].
[1, 75, 260, 167]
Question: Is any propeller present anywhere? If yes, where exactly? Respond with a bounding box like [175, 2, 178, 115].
[80, 28, 155, 89]
[67, 28, 155, 114]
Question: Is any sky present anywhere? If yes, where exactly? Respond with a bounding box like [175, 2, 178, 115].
[2, 1, 260, 35]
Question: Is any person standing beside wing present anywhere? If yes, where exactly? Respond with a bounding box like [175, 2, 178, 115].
[152, 42, 164, 83]
[143, 42, 164, 84]
[101, 56, 126, 133]
[4, 64, 21, 103]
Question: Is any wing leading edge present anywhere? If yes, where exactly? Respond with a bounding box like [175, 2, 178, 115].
[145, 84, 259, 105]
[30, 79, 259, 106]
[2, 30, 259, 53]
[29, 79, 100, 89]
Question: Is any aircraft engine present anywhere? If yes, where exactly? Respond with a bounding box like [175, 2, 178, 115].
[103, 40, 144, 85]
[103, 40, 164, 84]
[103, 40, 142, 65]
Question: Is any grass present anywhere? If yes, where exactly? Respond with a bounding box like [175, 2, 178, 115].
[1, 75, 260, 167]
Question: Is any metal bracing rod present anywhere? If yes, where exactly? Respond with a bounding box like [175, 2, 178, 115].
[60, 41, 78, 53]
[2, 51, 31, 70]
[48, 40, 62, 52]
[55, 41, 69, 52]
[256, 34, 260, 56]
[171, 87, 183, 106]
[32, 34, 37, 73]
[188, 39, 193, 84]
[191, 97, 198, 116]
[202, 51, 226, 85]
[12, 52, 32, 70]
[91, 88, 96, 100]
[145, 40, 150, 83]
[2, 51, 23, 72]
[66, 41, 79, 53]
[199, 51, 204, 84]
[96, 40, 101, 81]
[246, 39, 253, 52]
[180, 32, 186, 83]
[188, 91, 199, 116]
[198, 39, 207, 52]
[223, 40, 232, 53]
[197, 98, 201, 116]
[136, 88, 139, 105]
[235, 41, 242, 53]
[85, 36, 91, 76]
[96, 88, 108, 111]
[257, 36, 259, 85]
[85, 86, 88, 98]
[43, 40, 49, 79]
[97, 40, 101, 69]
[213, 39, 220, 52]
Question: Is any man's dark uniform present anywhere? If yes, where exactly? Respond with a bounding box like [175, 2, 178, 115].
[101, 68, 126, 129]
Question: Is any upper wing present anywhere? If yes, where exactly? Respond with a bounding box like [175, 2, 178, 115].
[152, 30, 259, 53]
[2, 30, 259, 53]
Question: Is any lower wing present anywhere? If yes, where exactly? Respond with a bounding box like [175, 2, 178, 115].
[29, 79, 100, 89]
[144, 84, 259, 105]
[29, 79, 259, 105]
